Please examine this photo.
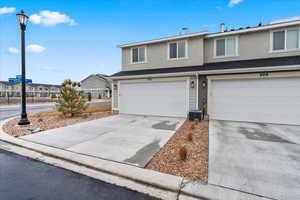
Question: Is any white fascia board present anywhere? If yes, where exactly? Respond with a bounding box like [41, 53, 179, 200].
[205, 20, 300, 38]
[117, 31, 209, 48]
[110, 65, 300, 80]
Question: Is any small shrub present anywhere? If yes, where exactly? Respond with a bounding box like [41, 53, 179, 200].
[191, 123, 195, 130]
[37, 118, 43, 122]
[179, 146, 187, 161]
[187, 132, 193, 141]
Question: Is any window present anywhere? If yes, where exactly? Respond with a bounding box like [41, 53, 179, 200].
[273, 31, 285, 50]
[272, 29, 299, 51]
[215, 37, 237, 57]
[131, 46, 146, 63]
[169, 40, 187, 59]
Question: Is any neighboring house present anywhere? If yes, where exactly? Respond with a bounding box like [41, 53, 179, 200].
[111, 17, 300, 126]
[0, 81, 61, 97]
[80, 74, 112, 99]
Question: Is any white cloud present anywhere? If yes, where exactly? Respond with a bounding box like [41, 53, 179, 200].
[0, 7, 15, 15]
[29, 10, 76, 26]
[26, 44, 46, 53]
[228, 0, 244, 7]
[8, 47, 19, 54]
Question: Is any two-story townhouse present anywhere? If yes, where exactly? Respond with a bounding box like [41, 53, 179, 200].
[111, 17, 300, 125]
[0, 81, 61, 97]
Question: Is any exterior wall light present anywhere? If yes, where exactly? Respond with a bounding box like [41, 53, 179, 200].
[113, 84, 118, 90]
[190, 80, 195, 88]
[202, 81, 207, 88]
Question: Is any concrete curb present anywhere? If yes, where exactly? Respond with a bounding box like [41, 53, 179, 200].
[0, 117, 272, 200]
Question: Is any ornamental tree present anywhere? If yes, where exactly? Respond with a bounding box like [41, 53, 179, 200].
[56, 79, 87, 117]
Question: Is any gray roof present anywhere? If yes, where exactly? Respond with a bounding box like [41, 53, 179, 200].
[81, 74, 112, 84]
[111, 55, 300, 77]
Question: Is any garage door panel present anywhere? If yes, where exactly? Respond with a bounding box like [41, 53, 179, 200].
[210, 77, 300, 125]
[119, 81, 187, 117]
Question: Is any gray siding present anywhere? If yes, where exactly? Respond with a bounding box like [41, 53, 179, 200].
[122, 36, 204, 71]
[204, 25, 300, 63]
[112, 80, 118, 109]
[189, 76, 197, 111]
[81, 75, 109, 90]
[198, 75, 208, 114]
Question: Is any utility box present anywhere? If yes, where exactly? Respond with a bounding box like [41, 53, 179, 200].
[188, 110, 203, 121]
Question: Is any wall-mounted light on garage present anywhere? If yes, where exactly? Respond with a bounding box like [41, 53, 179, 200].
[113, 84, 118, 90]
[190, 80, 195, 88]
[202, 81, 207, 88]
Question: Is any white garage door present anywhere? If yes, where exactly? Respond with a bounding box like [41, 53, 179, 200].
[209, 77, 300, 125]
[119, 80, 187, 117]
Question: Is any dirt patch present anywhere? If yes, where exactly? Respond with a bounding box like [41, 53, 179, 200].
[146, 120, 208, 183]
[3, 109, 113, 137]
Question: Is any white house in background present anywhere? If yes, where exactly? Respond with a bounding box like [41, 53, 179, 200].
[80, 74, 112, 99]
[0, 81, 61, 97]
[111, 16, 300, 125]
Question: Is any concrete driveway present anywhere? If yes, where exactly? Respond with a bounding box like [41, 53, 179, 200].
[209, 120, 300, 200]
[21, 114, 185, 167]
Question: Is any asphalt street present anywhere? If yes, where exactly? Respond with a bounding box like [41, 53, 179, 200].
[0, 101, 111, 120]
[0, 148, 159, 200]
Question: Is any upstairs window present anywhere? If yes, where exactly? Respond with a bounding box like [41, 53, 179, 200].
[272, 29, 299, 51]
[215, 37, 237, 57]
[131, 46, 146, 63]
[169, 40, 187, 59]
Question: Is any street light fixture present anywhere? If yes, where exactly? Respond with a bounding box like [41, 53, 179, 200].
[16, 10, 30, 125]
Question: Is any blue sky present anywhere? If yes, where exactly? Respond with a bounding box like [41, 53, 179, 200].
[0, 0, 299, 84]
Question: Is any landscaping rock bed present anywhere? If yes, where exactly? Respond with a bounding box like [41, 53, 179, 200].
[3, 106, 113, 137]
[146, 120, 208, 183]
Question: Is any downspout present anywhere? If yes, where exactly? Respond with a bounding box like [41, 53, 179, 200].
[195, 72, 199, 110]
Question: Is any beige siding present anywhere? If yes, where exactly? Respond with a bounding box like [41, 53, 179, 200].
[189, 76, 197, 111]
[122, 36, 204, 71]
[204, 25, 300, 63]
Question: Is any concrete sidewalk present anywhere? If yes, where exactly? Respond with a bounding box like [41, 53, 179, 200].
[21, 115, 184, 167]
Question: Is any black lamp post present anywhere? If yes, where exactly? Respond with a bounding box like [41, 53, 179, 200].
[17, 10, 30, 125]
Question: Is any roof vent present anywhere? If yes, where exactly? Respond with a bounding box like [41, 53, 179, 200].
[270, 16, 300, 24]
[220, 23, 225, 32]
[180, 27, 189, 35]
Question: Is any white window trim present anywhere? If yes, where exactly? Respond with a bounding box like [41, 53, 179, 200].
[130, 46, 147, 64]
[270, 27, 300, 53]
[167, 40, 188, 60]
[214, 36, 239, 58]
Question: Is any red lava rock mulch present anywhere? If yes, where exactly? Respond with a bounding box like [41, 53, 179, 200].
[3, 111, 113, 137]
[146, 120, 209, 183]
